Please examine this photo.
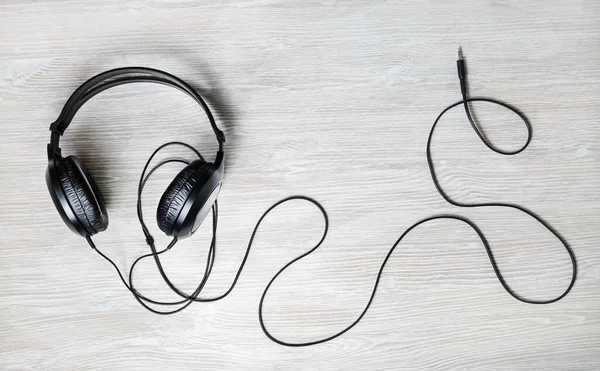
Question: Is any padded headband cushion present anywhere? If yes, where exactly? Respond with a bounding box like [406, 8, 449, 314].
[59, 156, 108, 235]
[157, 160, 210, 235]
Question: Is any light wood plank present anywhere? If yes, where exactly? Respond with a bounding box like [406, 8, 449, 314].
[1, 0, 599, 370]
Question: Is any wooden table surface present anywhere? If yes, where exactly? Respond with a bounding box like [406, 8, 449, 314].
[1, 1, 599, 370]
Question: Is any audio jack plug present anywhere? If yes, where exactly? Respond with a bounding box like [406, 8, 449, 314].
[457, 47, 467, 96]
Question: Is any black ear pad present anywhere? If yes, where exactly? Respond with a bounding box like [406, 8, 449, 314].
[157, 159, 220, 237]
[58, 156, 108, 236]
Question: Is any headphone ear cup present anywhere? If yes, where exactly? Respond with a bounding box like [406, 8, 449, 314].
[59, 156, 108, 236]
[157, 159, 221, 238]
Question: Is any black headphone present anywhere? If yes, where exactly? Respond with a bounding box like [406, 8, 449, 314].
[43, 57, 577, 346]
[46, 67, 225, 239]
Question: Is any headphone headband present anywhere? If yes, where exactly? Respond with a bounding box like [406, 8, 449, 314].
[48, 67, 225, 159]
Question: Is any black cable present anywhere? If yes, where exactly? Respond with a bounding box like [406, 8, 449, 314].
[88, 143, 219, 314]
[86, 52, 576, 347]
[255, 51, 577, 346]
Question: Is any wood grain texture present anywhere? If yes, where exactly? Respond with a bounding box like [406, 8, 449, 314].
[1, 0, 599, 370]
